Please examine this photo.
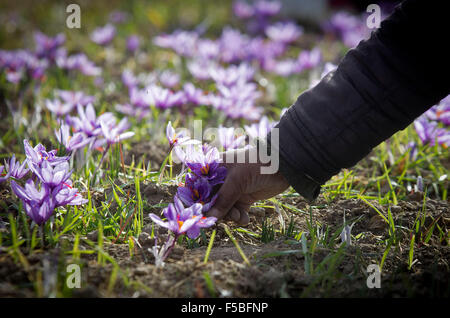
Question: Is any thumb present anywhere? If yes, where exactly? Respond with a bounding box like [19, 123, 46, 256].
[206, 172, 241, 220]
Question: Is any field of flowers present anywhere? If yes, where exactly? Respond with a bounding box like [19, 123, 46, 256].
[0, 0, 449, 298]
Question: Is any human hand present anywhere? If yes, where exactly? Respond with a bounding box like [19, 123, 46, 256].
[206, 147, 290, 225]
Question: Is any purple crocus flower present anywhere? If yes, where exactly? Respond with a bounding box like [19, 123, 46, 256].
[254, 0, 281, 17]
[261, 39, 287, 60]
[244, 37, 266, 61]
[207, 93, 233, 112]
[122, 69, 139, 90]
[166, 121, 190, 149]
[11, 178, 86, 225]
[45, 99, 74, 117]
[244, 116, 277, 140]
[115, 103, 150, 120]
[129, 87, 153, 108]
[147, 85, 185, 109]
[414, 116, 449, 147]
[24, 197, 55, 225]
[90, 24, 116, 46]
[56, 53, 102, 77]
[99, 118, 135, 145]
[4, 154, 29, 179]
[0, 50, 24, 73]
[11, 141, 87, 225]
[437, 133, 450, 148]
[0, 165, 10, 183]
[218, 28, 250, 63]
[238, 103, 264, 121]
[218, 126, 246, 150]
[57, 90, 95, 107]
[207, 92, 262, 121]
[263, 58, 297, 76]
[153, 30, 199, 57]
[324, 11, 361, 36]
[11, 179, 48, 204]
[209, 63, 254, 87]
[24, 139, 68, 167]
[126, 35, 140, 52]
[159, 70, 180, 88]
[52, 179, 88, 206]
[185, 146, 227, 186]
[149, 195, 208, 239]
[72, 55, 102, 77]
[67, 104, 115, 138]
[341, 26, 368, 48]
[11, 179, 53, 225]
[426, 95, 450, 126]
[54, 122, 93, 153]
[187, 59, 214, 81]
[227, 101, 263, 121]
[166, 122, 200, 162]
[184, 210, 217, 239]
[265, 21, 303, 43]
[26, 55, 48, 80]
[34, 31, 65, 61]
[183, 83, 208, 105]
[0, 49, 47, 83]
[324, 11, 369, 48]
[296, 47, 322, 72]
[196, 39, 220, 60]
[233, 1, 254, 19]
[30, 160, 72, 188]
[177, 174, 218, 212]
[5, 69, 23, 84]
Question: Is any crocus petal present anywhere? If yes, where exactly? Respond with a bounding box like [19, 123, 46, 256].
[24, 139, 41, 164]
[11, 180, 31, 201]
[186, 225, 201, 239]
[173, 195, 185, 214]
[149, 213, 170, 229]
[179, 215, 201, 233]
[177, 187, 194, 207]
[117, 131, 135, 141]
[197, 216, 217, 228]
[163, 203, 178, 223]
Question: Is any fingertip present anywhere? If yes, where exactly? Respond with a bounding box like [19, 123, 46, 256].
[238, 211, 250, 226]
[229, 208, 240, 223]
[206, 207, 224, 219]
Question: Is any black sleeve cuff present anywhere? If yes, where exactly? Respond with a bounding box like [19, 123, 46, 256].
[263, 133, 321, 202]
[277, 154, 321, 202]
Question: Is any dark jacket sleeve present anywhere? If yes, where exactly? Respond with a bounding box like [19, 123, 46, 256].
[270, 0, 450, 201]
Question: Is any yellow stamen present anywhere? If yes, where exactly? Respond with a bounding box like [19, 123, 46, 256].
[200, 164, 209, 175]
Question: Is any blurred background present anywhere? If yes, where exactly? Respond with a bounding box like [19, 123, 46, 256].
[0, 0, 401, 50]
